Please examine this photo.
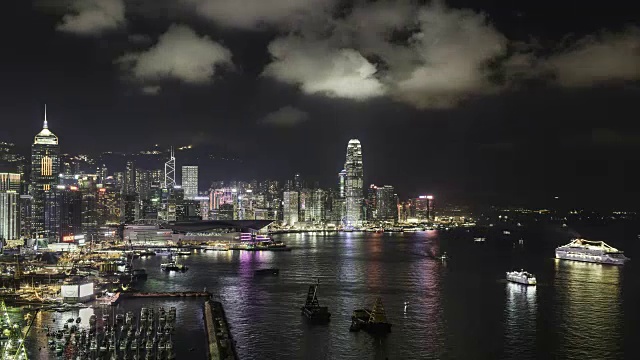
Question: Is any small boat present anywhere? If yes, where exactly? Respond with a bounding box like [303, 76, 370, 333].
[161, 260, 188, 272]
[350, 297, 392, 334]
[503, 230, 511, 235]
[154, 249, 172, 256]
[255, 268, 279, 276]
[301, 281, 331, 323]
[175, 250, 191, 256]
[438, 252, 448, 261]
[506, 270, 537, 285]
[474, 237, 486, 242]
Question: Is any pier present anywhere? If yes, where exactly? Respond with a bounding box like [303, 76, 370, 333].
[204, 300, 238, 360]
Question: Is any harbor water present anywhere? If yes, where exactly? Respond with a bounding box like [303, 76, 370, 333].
[25, 225, 639, 359]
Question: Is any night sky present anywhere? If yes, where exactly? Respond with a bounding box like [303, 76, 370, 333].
[2, 0, 639, 209]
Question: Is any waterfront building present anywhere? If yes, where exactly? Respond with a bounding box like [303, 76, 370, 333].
[182, 165, 198, 199]
[344, 139, 364, 226]
[338, 169, 346, 198]
[31, 106, 60, 237]
[0, 190, 19, 240]
[367, 184, 378, 221]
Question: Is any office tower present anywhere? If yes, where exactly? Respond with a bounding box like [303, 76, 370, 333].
[135, 169, 152, 200]
[308, 188, 326, 223]
[31, 106, 60, 237]
[283, 191, 299, 226]
[164, 147, 176, 189]
[414, 195, 434, 221]
[0, 191, 19, 240]
[0, 173, 21, 192]
[124, 161, 136, 195]
[19, 195, 31, 238]
[44, 185, 82, 242]
[338, 169, 346, 198]
[182, 166, 198, 199]
[367, 184, 378, 221]
[97, 184, 120, 225]
[97, 164, 108, 183]
[293, 173, 303, 191]
[376, 185, 396, 221]
[344, 139, 363, 226]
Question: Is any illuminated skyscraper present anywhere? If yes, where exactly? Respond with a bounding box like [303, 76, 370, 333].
[182, 166, 198, 199]
[344, 139, 363, 225]
[283, 191, 299, 226]
[338, 169, 346, 198]
[31, 106, 60, 237]
[0, 190, 19, 240]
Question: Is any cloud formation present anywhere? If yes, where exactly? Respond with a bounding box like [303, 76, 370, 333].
[117, 24, 232, 86]
[262, 2, 507, 108]
[259, 106, 309, 127]
[541, 28, 640, 87]
[178, 0, 334, 29]
[263, 37, 386, 100]
[57, 0, 125, 35]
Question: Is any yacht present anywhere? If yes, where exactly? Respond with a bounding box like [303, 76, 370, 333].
[160, 259, 188, 272]
[473, 237, 486, 242]
[555, 239, 629, 265]
[506, 270, 537, 285]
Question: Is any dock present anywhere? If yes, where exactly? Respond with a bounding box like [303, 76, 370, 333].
[204, 300, 238, 360]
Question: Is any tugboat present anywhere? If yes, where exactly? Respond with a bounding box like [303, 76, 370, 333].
[300, 280, 331, 323]
[161, 255, 188, 272]
[255, 268, 280, 276]
[349, 297, 392, 334]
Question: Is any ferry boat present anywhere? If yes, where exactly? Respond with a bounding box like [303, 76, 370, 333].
[203, 243, 230, 251]
[154, 249, 172, 256]
[555, 239, 629, 265]
[506, 270, 537, 285]
[300, 281, 331, 323]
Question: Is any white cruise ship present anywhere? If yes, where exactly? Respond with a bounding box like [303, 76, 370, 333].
[506, 270, 537, 285]
[555, 239, 629, 265]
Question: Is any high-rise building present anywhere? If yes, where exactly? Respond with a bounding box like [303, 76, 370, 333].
[338, 169, 346, 198]
[0, 191, 19, 240]
[283, 191, 299, 226]
[164, 148, 176, 189]
[367, 184, 378, 221]
[0, 173, 21, 192]
[182, 166, 198, 199]
[19, 195, 31, 238]
[31, 106, 60, 237]
[44, 185, 82, 242]
[376, 185, 397, 221]
[124, 161, 136, 195]
[344, 139, 363, 226]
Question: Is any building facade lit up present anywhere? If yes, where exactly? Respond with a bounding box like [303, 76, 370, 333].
[31, 107, 60, 238]
[344, 139, 363, 226]
[182, 165, 198, 199]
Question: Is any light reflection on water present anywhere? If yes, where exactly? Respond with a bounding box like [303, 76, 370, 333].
[22, 231, 636, 359]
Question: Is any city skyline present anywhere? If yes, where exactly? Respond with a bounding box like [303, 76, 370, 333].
[1, 1, 639, 208]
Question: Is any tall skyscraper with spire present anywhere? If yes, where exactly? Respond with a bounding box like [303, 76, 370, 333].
[31, 105, 60, 238]
[344, 139, 363, 226]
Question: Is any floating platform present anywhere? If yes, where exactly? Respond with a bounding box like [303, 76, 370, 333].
[350, 297, 392, 334]
[255, 268, 279, 276]
[301, 282, 331, 323]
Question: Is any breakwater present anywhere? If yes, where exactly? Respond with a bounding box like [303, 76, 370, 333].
[204, 300, 238, 360]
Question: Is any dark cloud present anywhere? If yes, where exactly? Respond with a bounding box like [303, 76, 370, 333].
[259, 106, 310, 127]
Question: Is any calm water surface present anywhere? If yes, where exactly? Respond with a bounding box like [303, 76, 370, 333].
[25, 227, 639, 359]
